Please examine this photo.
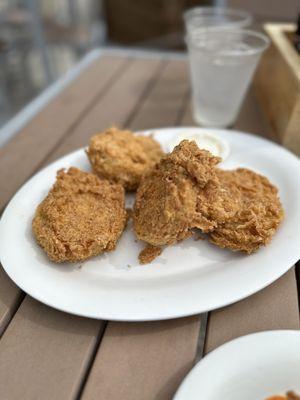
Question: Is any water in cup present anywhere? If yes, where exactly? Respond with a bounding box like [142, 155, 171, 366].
[186, 30, 269, 127]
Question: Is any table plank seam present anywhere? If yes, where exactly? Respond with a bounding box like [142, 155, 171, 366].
[205, 268, 300, 355]
[176, 88, 191, 127]
[124, 60, 167, 128]
[295, 262, 300, 315]
[74, 321, 108, 400]
[194, 313, 207, 364]
[43, 57, 165, 165]
[203, 312, 212, 356]
[0, 291, 25, 339]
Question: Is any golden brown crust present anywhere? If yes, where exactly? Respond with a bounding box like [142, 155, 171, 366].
[195, 175, 241, 232]
[210, 168, 284, 254]
[133, 140, 221, 247]
[86, 127, 164, 190]
[138, 245, 162, 264]
[32, 167, 126, 262]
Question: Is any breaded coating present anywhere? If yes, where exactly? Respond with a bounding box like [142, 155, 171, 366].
[86, 127, 164, 190]
[133, 140, 221, 248]
[32, 167, 126, 262]
[196, 176, 241, 232]
[139, 245, 163, 264]
[210, 168, 284, 254]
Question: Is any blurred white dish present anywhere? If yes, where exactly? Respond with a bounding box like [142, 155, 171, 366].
[0, 128, 300, 320]
[174, 330, 300, 400]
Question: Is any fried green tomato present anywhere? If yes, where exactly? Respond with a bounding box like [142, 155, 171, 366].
[86, 127, 164, 191]
[210, 168, 284, 253]
[133, 140, 221, 248]
[32, 167, 126, 262]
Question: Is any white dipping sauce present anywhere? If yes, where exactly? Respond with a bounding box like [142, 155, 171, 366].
[169, 131, 230, 161]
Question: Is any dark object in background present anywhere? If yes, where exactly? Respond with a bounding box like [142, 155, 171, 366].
[294, 13, 300, 53]
[103, 0, 211, 49]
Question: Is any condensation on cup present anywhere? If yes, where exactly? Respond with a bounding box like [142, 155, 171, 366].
[186, 29, 269, 128]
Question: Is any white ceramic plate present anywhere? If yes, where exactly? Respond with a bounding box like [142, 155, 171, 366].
[174, 330, 300, 400]
[0, 128, 300, 321]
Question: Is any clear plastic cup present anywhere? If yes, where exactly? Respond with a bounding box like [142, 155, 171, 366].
[186, 29, 269, 128]
[184, 7, 252, 33]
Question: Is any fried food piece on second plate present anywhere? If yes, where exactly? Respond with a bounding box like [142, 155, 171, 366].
[133, 140, 221, 249]
[286, 392, 300, 400]
[210, 168, 284, 254]
[266, 392, 300, 400]
[86, 126, 164, 190]
[32, 167, 126, 263]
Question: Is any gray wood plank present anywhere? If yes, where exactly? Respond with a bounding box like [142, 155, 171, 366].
[205, 269, 299, 353]
[0, 297, 102, 400]
[82, 318, 200, 400]
[128, 60, 189, 130]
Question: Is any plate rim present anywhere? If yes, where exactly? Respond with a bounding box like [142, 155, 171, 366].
[173, 329, 300, 399]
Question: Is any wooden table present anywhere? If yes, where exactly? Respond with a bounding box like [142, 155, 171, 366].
[0, 50, 299, 400]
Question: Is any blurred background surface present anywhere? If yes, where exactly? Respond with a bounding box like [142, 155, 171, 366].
[0, 0, 298, 131]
